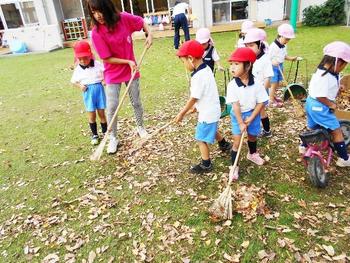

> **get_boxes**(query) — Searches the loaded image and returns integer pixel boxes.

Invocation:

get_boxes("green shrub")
[302,0,345,26]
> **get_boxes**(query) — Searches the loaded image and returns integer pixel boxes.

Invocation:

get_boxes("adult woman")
[87,0,152,154]
[173,0,191,49]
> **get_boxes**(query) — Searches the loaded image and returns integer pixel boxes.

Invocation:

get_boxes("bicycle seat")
[299,129,331,145]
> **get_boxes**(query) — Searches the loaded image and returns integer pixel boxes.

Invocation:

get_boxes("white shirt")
[226,76,269,113]
[71,60,104,85]
[203,46,220,61]
[191,64,221,123]
[253,52,273,88]
[309,68,339,101]
[172,3,189,17]
[269,40,287,64]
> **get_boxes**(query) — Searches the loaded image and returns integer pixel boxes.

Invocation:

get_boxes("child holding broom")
[226,47,269,179]
[175,40,229,174]
[301,41,350,167]
[269,23,301,107]
[71,40,107,145]
[244,28,274,138]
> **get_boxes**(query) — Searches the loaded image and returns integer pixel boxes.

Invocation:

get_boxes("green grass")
[0,25,349,262]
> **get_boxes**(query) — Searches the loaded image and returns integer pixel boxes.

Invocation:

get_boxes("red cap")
[74,40,93,58]
[176,40,204,58]
[228,47,256,63]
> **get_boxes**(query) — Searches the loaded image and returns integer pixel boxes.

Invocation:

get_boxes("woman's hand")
[128,60,138,72]
[145,34,153,49]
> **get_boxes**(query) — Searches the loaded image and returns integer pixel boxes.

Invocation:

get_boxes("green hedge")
[302,0,345,26]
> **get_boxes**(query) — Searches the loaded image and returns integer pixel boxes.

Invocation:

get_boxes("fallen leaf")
[241,240,250,249]
[322,244,335,256]
[258,250,268,259]
[88,250,96,263]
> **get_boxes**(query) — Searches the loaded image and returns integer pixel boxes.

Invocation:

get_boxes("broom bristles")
[90,136,108,161]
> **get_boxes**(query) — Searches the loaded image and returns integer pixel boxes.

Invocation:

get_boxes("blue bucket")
[9,40,28,54]
[264,18,272,26]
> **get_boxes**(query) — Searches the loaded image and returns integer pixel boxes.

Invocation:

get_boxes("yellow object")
[189,14,197,21]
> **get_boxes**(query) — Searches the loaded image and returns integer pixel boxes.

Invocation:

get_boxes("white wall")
[257,0,284,22]
[190,0,212,28]
[299,0,327,21]
[3,24,63,51]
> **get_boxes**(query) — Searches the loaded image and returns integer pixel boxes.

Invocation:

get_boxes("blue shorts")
[83,83,106,112]
[230,110,261,136]
[305,97,340,130]
[270,64,283,83]
[195,121,218,144]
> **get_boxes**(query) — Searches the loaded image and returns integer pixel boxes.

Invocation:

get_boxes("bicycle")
[299,120,350,188]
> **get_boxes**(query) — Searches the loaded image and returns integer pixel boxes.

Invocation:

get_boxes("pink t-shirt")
[91,12,144,84]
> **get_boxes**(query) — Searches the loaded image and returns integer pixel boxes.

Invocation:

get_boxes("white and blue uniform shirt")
[71,60,104,85]
[308,67,339,101]
[253,52,274,88]
[269,39,287,64]
[226,75,269,113]
[191,63,221,123]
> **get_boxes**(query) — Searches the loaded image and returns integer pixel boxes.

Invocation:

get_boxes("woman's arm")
[143,21,153,48]
[103,57,137,71]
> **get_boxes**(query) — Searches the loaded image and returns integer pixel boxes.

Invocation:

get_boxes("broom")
[90,46,148,161]
[278,66,305,118]
[209,131,246,221]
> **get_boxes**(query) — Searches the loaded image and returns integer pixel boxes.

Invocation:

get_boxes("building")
[0,0,341,53]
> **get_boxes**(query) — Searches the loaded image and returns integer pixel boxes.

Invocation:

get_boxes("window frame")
[0,0,39,30]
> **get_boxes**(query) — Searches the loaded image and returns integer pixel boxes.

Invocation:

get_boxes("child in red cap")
[71,40,107,145]
[175,40,229,174]
[226,47,269,179]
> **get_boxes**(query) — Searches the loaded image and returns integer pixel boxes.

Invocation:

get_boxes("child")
[244,28,274,137]
[236,20,255,48]
[175,40,224,174]
[88,0,152,154]
[302,41,350,167]
[226,48,269,178]
[71,40,107,145]
[268,23,300,107]
[195,28,224,72]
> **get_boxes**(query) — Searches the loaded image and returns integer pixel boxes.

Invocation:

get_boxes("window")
[0,1,39,29]
[1,3,23,29]
[20,1,38,24]
[212,0,248,23]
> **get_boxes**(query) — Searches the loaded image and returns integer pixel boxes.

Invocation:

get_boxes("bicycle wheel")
[307,156,329,188]
[340,120,350,147]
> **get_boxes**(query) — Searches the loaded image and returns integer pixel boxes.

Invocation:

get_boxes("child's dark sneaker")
[189,162,213,174]
[219,140,232,153]
[258,129,272,138]
[91,135,99,145]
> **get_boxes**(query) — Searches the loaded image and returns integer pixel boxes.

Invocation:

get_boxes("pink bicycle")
[299,120,350,188]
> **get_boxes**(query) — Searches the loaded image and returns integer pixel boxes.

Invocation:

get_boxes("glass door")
[212,0,230,24]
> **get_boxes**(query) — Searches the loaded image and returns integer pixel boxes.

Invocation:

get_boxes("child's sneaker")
[107,136,118,154]
[218,140,232,153]
[259,129,272,138]
[336,155,350,167]
[91,135,99,145]
[271,101,283,108]
[229,166,239,181]
[247,152,265,165]
[136,126,149,139]
[189,162,213,174]
[298,145,306,154]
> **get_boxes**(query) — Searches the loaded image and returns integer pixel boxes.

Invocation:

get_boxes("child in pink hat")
[236,20,255,48]
[302,41,350,167]
[195,28,224,72]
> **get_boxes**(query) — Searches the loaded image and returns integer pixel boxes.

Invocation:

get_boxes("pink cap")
[277,23,295,39]
[323,41,350,63]
[195,28,213,44]
[243,28,267,44]
[241,20,255,33]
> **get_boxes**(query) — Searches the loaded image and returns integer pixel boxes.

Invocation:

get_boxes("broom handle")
[105,47,148,135]
[228,131,246,185]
